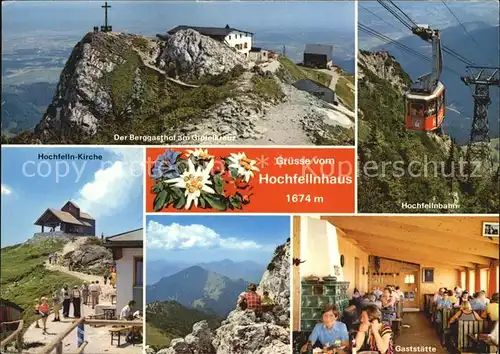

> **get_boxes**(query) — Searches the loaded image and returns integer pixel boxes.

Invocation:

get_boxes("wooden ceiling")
[321,216,499,271]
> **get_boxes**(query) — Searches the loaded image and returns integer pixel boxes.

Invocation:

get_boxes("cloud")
[1,184,13,196]
[73,148,143,218]
[147,221,266,250]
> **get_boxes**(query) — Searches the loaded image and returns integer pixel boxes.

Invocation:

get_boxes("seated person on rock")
[237,283,262,314]
[261,291,275,312]
[301,304,349,352]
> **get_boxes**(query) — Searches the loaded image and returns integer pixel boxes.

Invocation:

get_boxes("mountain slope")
[197,259,265,283]
[0,238,81,326]
[146,300,222,351]
[3,29,354,145]
[357,50,498,213]
[146,266,247,316]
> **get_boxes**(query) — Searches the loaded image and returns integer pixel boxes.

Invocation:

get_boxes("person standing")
[95,281,102,305]
[89,281,99,309]
[104,268,110,286]
[61,284,71,318]
[34,299,41,328]
[72,286,82,318]
[39,297,51,334]
[52,292,61,322]
[110,270,117,288]
[81,281,89,306]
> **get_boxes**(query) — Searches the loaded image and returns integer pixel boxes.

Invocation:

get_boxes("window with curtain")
[134,257,143,287]
[404,275,415,284]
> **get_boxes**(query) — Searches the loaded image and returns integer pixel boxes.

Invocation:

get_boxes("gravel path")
[20,259,138,353]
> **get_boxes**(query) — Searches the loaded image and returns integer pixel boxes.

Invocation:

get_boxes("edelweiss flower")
[166,159,215,209]
[185,148,214,161]
[228,153,260,182]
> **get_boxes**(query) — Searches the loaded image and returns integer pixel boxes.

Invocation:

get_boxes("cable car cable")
[358,23,464,78]
[440,0,495,66]
[377,0,477,67]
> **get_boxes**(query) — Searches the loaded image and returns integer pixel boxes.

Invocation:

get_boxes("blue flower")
[151,150,181,180]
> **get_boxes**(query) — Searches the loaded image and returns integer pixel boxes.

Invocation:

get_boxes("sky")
[146,215,290,264]
[2,1,355,40]
[1,147,144,246]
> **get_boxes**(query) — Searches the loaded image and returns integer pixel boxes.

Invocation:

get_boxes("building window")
[228,35,231,40]
[460,271,466,289]
[134,257,143,287]
[404,275,415,284]
[244,43,248,49]
[480,268,488,292]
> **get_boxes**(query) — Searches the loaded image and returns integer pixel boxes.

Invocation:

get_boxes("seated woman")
[456,291,470,307]
[446,300,482,346]
[301,304,349,352]
[381,287,396,325]
[355,305,394,354]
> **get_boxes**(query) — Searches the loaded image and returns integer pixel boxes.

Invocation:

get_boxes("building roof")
[34,208,83,226]
[250,47,267,52]
[0,298,23,312]
[293,79,332,92]
[304,44,333,60]
[167,25,253,37]
[64,201,94,220]
[34,209,93,227]
[105,228,143,242]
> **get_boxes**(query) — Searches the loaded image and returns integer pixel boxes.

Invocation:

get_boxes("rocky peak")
[158,29,248,81]
[358,50,412,94]
[258,239,290,314]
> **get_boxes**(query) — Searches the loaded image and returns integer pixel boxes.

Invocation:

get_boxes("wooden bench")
[456,320,486,352]
[109,326,133,346]
[436,307,459,343]
[424,294,434,319]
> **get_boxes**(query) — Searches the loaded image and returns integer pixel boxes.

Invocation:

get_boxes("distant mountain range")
[146,266,248,317]
[146,258,265,285]
[371,21,499,144]
[146,300,222,350]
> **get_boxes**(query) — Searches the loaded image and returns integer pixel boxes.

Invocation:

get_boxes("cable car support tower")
[461,67,499,177]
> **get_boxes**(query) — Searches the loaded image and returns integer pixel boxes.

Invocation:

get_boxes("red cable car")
[404,25,446,132]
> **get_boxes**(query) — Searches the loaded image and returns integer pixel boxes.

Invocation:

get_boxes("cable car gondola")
[404,25,446,132]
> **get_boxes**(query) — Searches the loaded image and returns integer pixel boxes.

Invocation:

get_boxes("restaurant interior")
[292,216,499,354]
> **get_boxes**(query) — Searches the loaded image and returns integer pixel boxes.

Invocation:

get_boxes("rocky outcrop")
[158,29,247,81]
[258,240,290,321]
[358,50,411,94]
[34,31,158,141]
[154,240,291,354]
[63,239,113,275]
[33,29,353,145]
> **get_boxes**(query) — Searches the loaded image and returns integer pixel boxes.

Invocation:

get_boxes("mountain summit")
[19,29,355,145]
[146,265,248,317]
